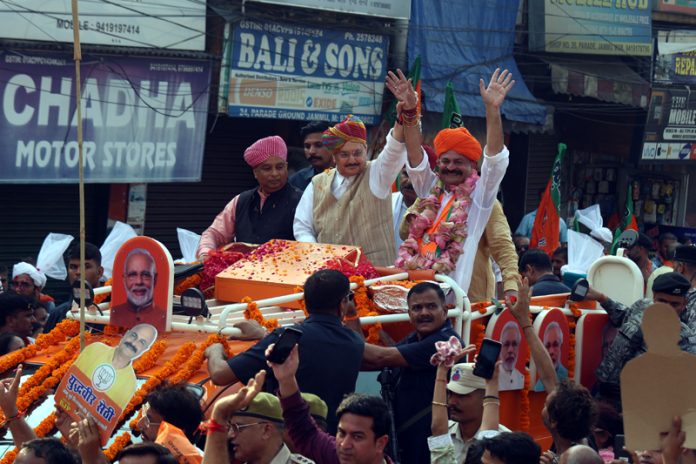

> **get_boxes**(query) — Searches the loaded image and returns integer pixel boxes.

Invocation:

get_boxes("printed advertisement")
[0,0,205,50]
[248,0,411,19]
[642,88,696,161]
[224,19,389,124]
[528,0,652,56]
[0,51,211,183]
[655,31,696,85]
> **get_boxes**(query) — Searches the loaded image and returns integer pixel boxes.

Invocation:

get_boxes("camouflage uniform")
[596,297,696,389]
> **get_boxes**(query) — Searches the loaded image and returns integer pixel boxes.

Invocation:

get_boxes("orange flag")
[530,144,566,255]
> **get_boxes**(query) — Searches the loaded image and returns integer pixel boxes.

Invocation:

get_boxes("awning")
[407,0,547,126]
[547,59,650,109]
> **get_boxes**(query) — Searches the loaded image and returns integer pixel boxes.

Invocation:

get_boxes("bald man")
[559,445,603,464]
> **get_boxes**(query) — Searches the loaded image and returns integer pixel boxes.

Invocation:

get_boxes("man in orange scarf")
[397,68,514,294]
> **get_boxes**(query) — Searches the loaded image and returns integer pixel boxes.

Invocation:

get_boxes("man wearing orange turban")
[396,68,515,294]
[293,70,423,267]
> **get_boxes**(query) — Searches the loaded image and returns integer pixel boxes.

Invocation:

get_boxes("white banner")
[249,0,410,19]
[0,0,205,51]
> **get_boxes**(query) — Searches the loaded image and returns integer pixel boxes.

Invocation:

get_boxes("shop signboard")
[528,0,652,56]
[0,51,212,183]
[655,0,696,15]
[223,19,389,124]
[641,87,696,161]
[655,31,696,85]
[247,0,411,19]
[0,0,205,50]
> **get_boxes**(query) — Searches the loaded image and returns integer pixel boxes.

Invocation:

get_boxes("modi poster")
[530,308,570,392]
[110,236,174,332]
[55,324,158,445]
[486,309,529,391]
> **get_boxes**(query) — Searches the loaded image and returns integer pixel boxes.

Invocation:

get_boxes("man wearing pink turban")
[197,136,301,259]
[397,68,516,295]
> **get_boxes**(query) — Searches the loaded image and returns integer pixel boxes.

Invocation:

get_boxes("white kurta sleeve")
[452,146,510,293]
[404,148,437,197]
[292,183,318,242]
[368,129,408,199]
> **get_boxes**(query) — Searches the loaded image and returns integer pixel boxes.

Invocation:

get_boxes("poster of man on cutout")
[54,323,158,445]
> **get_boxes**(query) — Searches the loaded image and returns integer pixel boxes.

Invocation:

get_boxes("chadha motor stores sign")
[0,52,211,183]
[224,19,389,124]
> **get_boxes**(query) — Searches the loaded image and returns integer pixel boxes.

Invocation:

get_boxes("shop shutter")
[525,133,560,212]
[0,184,109,300]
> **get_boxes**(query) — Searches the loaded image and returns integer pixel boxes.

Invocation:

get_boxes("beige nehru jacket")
[312,162,396,266]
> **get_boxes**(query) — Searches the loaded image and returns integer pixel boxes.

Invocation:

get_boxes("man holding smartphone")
[350,281,460,464]
[205,270,363,433]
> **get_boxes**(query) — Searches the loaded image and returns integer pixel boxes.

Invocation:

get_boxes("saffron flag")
[531,143,566,255]
[441,80,461,129]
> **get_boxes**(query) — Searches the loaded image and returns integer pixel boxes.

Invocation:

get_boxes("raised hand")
[0,365,21,417]
[509,276,532,325]
[386,69,418,110]
[211,370,266,423]
[479,68,515,109]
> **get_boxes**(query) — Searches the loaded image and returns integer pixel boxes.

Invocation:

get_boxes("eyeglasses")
[11,281,34,290]
[345,291,354,302]
[125,271,153,281]
[336,149,365,160]
[227,421,267,435]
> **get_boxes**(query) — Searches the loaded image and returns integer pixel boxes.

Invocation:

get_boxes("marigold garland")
[129,409,143,432]
[18,336,82,398]
[174,274,201,296]
[93,278,113,305]
[0,413,57,464]
[520,353,531,432]
[104,432,132,461]
[567,318,577,381]
[133,340,167,374]
[0,320,80,375]
[242,297,280,331]
[17,351,79,413]
[349,276,382,344]
[471,320,487,354]
[294,286,308,317]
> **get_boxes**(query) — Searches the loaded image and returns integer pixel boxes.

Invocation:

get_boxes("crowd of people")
[0,64,695,464]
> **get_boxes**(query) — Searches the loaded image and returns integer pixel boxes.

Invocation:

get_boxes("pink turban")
[322,115,367,152]
[243,136,288,168]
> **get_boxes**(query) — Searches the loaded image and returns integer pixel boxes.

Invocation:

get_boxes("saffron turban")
[322,115,367,152]
[243,136,288,168]
[433,127,482,162]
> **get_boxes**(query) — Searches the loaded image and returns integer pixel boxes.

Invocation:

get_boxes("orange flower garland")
[567,317,577,381]
[242,297,280,331]
[119,342,197,423]
[471,320,487,354]
[93,278,113,305]
[129,409,143,432]
[0,320,80,374]
[104,432,132,461]
[349,276,382,344]
[520,353,531,432]
[18,336,82,397]
[133,340,167,374]
[294,286,308,317]
[174,274,201,296]
[169,335,230,384]
[17,351,79,413]
[0,413,57,464]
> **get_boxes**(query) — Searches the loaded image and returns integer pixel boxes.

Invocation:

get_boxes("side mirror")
[72,280,94,307]
[569,278,589,302]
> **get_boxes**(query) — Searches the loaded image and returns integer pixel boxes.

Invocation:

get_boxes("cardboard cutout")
[110,236,173,332]
[55,324,158,445]
[574,312,612,388]
[621,303,696,451]
[486,308,529,391]
[530,308,570,392]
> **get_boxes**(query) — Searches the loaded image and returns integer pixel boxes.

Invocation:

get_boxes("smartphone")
[473,338,502,380]
[614,434,631,462]
[266,327,303,364]
[569,278,589,302]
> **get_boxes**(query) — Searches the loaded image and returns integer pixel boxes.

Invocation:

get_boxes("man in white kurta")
[399,68,515,293]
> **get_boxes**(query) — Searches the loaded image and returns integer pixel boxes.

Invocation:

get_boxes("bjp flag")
[531,143,566,255]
